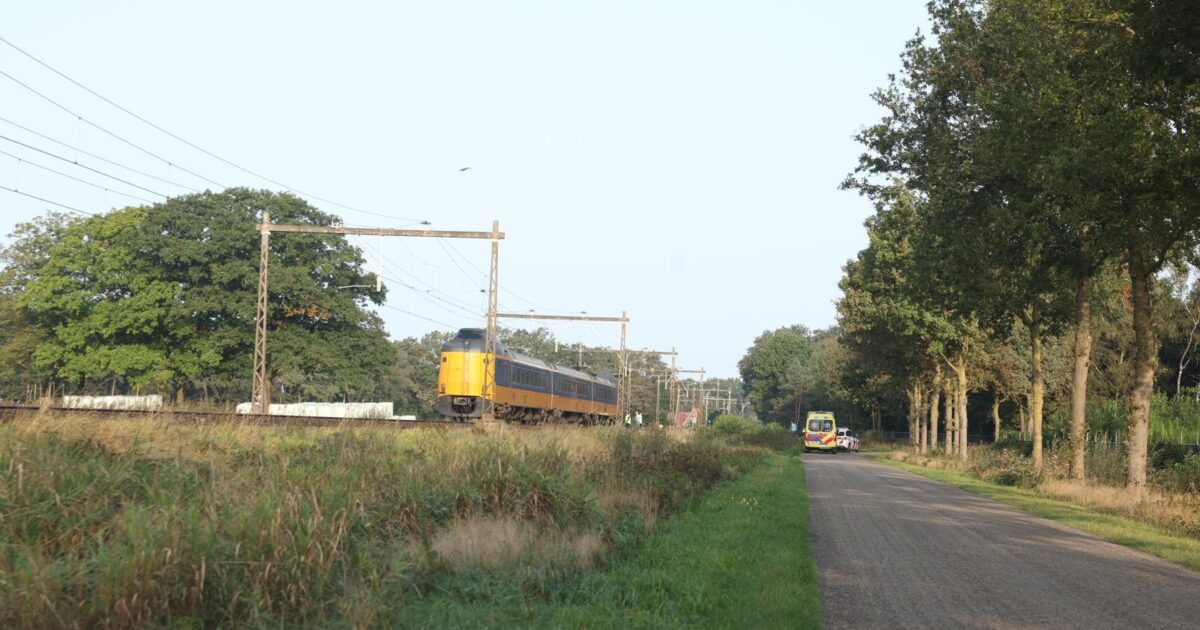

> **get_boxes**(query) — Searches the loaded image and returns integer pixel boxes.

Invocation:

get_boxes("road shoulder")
[877,455,1200,572]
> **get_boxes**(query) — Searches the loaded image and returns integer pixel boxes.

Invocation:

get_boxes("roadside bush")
[970,448,1037,487]
[1150,440,1191,470]
[1086,443,1127,486]
[1152,453,1200,494]
[992,431,1033,456]
[709,414,759,436]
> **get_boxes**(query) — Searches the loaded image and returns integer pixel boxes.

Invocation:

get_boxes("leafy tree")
[738,326,813,425]
[0,212,81,399]
[385,331,453,416]
[15,188,392,402]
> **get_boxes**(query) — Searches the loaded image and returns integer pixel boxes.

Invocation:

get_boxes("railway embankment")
[0,412,806,627]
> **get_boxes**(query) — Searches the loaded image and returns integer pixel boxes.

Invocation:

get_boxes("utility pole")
[619,311,627,417]
[482,220,501,421]
[495,311,630,416]
[655,374,662,426]
[252,212,272,413]
[674,368,705,427]
[251,217,504,414]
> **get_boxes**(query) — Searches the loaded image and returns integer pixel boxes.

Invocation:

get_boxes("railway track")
[0,404,465,430]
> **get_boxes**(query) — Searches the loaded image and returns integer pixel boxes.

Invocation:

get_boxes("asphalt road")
[805,452,1200,629]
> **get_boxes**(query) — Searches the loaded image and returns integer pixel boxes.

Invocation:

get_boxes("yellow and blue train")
[436,328,619,423]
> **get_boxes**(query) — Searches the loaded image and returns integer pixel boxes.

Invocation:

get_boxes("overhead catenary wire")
[0,67,224,189]
[436,239,486,291]
[352,235,484,314]
[379,303,457,330]
[0,35,421,224]
[440,238,573,314]
[0,147,156,204]
[337,236,482,323]
[0,115,201,193]
[0,133,167,198]
[0,183,93,215]
[377,271,480,320]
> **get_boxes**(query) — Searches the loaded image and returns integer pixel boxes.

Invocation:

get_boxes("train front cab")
[436,329,490,418]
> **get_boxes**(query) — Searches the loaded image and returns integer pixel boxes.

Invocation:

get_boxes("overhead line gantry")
[252,214,503,414]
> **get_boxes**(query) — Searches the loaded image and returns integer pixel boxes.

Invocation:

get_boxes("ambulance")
[803,411,838,453]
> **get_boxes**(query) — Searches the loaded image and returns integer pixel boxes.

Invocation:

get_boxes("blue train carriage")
[436,328,619,423]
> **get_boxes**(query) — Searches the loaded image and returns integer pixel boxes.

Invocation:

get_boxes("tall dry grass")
[0,413,768,627]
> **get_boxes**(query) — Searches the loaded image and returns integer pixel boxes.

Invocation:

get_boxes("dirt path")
[806,452,1200,629]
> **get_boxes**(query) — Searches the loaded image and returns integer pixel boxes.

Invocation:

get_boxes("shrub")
[1150,440,1191,469]
[970,448,1038,487]
[709,415,759,436]
[1152,453,1200,494]
[992,431,1032,456]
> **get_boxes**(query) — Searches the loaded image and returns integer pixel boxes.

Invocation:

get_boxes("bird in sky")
[458,166,471,172]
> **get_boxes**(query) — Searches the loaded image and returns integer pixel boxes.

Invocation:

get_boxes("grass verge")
[878,457,1200,572]
[0,414,805,627]
[391,454,820,628]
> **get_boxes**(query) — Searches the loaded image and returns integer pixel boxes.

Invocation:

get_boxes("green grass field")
[391,453,821,628]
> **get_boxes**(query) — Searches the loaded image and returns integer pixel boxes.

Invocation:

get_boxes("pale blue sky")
[0,1,931,378]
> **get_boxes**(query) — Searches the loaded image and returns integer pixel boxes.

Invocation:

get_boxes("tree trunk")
[1126,242,1157,497]
[1176,309,1199,395]
[1030,321,1045,471]
[917,405,926,452]
[908,384,922,451]
[992,396,1001,443]
[917,382,927,453]
[1070,272,1094,480]
[944,382,954,453]
[1019,403,1027,437]
[955,352,968,459]
[928,366,942,454]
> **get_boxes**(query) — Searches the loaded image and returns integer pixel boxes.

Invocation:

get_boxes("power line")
[378,270,480,319]
[379,302,457,329]
[0,67,224,189]
[436,239,486,291]
[0,35,421,223]
[335,236,481,325]
[441,238,572,314]
[0,183,93,215]
[0,115,200,193]
[355,236,484,313]
[0,133,167,197]
[0,147,156,204]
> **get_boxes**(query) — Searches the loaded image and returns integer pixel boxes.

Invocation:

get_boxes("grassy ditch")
[880,455,1200,572]
[391,453,820,628]
[0,414,801,627]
